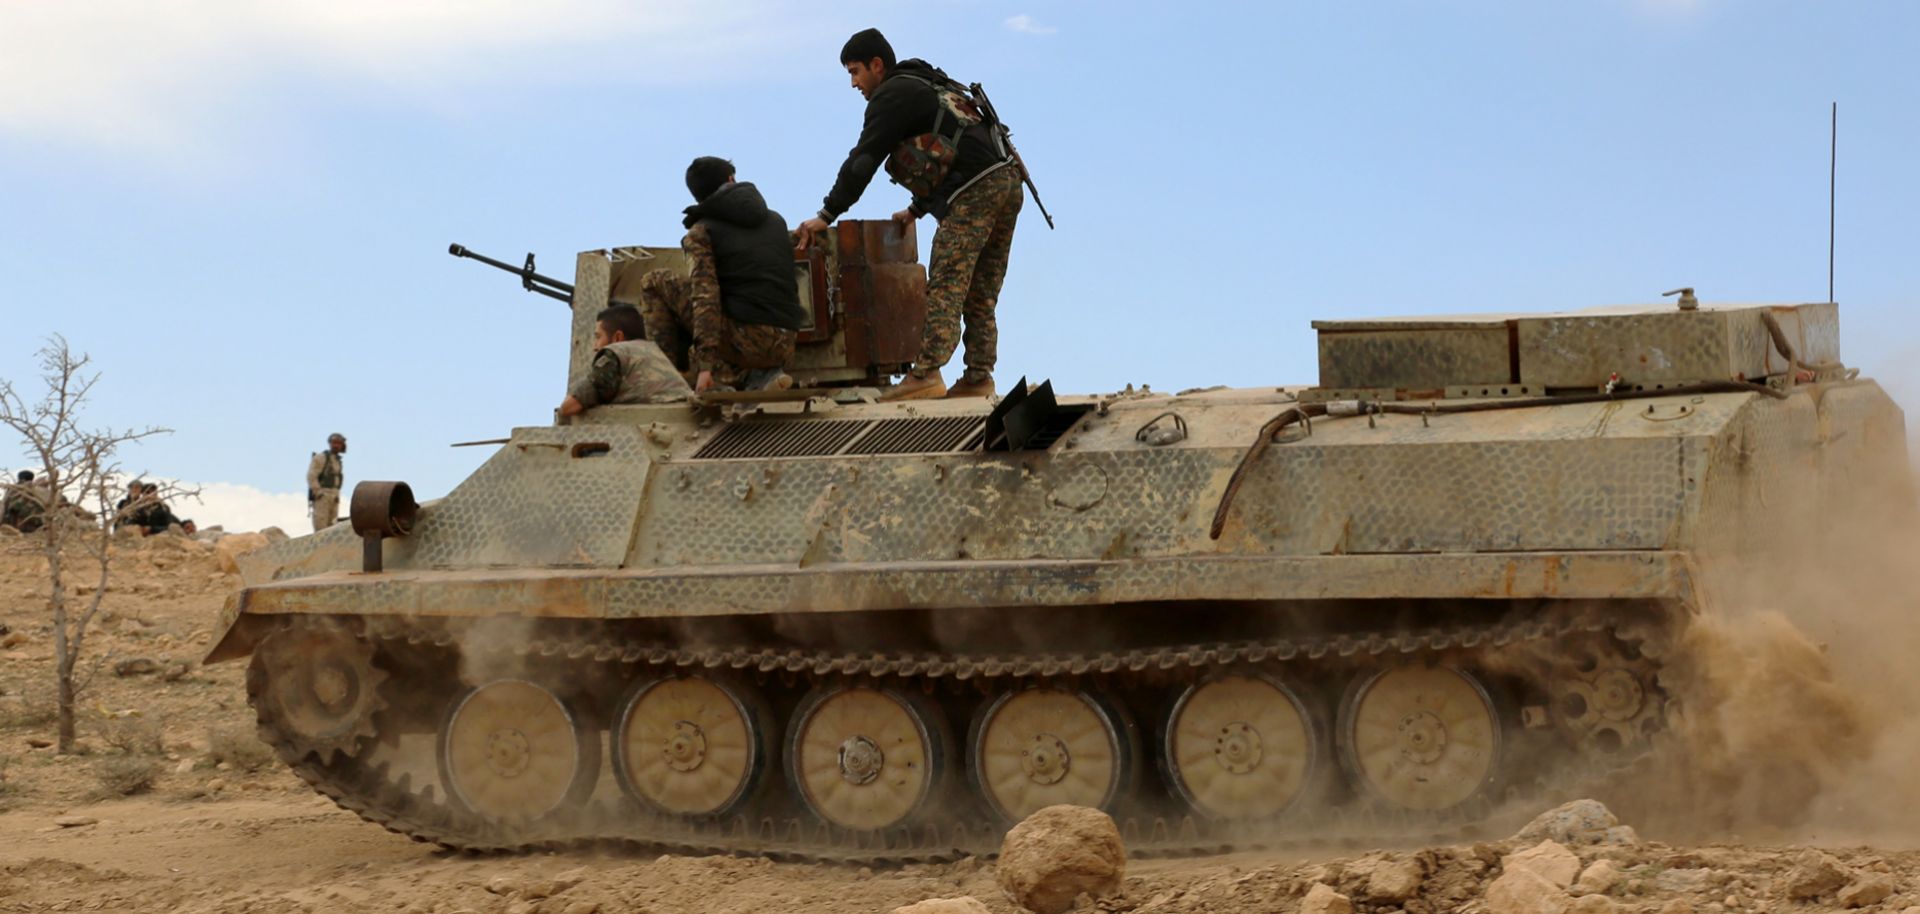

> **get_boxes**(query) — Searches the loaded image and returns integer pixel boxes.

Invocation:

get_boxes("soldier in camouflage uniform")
[307,433,346,533]
[640,158,807,394]
[796,28,1022,401]
[1,470,47,533]
[559,304,692,416]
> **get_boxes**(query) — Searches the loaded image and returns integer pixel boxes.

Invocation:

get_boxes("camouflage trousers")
[918,164,1023,382]
[638,270,795,387]
[312,490,340,533]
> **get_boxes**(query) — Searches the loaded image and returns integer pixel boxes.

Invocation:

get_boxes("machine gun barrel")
[448,243,575,304]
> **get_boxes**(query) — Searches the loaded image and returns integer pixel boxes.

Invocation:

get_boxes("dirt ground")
[4,531,1920,914]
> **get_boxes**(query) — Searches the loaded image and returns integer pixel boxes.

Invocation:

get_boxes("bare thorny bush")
[0,336,196,753]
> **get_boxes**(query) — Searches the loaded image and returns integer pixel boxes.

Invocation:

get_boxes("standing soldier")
[307,433,346,532]
[795,28,1023,401]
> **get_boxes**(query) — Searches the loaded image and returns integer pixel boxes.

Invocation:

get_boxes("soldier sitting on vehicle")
[638,157,808,394]
[558,304,693,416]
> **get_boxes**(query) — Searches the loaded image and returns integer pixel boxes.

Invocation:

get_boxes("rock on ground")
[1569,895,1616,914]
[1485,868,1572,914]
[1573,859,1621,896]
[1504,840,1581,888]
[1299,883,1354,914]
[1838,874,1893,908]
[1352,855,1424,903]
[996,805,1126,914]
[1516,799,1641,846]
[889,898,992,914]
[1779,849,1851,900]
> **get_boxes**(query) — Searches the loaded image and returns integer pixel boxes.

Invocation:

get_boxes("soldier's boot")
[742,368,794,391]
[880,370,947,401]
[945,373,994,399]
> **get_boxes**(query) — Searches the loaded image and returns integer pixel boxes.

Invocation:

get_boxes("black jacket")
[682,182,805,330]
[819,60,1008,221]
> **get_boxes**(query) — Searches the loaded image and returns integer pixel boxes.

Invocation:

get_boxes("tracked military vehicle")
[208,234,1910,858]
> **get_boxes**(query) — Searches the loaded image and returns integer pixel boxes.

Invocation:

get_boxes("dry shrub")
[0,688,57,730]
[206,723,273,773]
[94,714,164,756]
[91,755,158,797]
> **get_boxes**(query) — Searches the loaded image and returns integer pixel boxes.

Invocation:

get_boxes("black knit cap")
[685,156,735,202]
[840,28,895,68]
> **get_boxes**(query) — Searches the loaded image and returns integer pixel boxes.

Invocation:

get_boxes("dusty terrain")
[3,530,1920,914]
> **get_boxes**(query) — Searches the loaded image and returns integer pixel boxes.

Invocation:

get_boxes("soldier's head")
[328,432,347,454]
[127,480,145,498]
[14,470,30,483]
[685,157,735,203]
[594,305,647,350]
[840,28,895,99]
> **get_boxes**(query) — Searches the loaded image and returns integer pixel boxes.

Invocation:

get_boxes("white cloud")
[1003,14,1058,36]
[0,0,796,158]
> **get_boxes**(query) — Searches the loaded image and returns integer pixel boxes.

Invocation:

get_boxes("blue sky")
[1,0,1915,531]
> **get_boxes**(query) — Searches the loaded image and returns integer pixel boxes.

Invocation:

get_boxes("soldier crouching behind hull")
[560,305,694,416]
[640,157,807,394]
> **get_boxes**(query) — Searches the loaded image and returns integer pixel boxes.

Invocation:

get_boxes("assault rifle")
[970,83,1055,230]
[448,243,575,304]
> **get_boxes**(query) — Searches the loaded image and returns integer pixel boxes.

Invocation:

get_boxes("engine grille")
[693,415,987,460]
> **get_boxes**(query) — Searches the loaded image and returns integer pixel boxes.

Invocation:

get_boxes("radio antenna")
[1828,101,1837,304]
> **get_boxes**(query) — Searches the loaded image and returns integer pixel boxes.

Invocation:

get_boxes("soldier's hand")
[794,218,829,251]
[694,370,715,393]
[891,208,918,226]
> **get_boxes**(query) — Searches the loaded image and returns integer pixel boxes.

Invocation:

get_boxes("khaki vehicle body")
[208,238,1909,856]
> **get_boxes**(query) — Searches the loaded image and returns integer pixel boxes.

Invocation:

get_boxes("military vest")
[606,340,692,404]
[884,70,1008,201]
[704,216,804,330]
[315,452,343,490]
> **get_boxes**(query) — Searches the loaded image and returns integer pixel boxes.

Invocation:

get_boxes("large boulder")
[1515,799,1640,846]
[1778,849,1850,900]
[889,899,991,914]
[996,805,1126,914]
[213,532,269,574]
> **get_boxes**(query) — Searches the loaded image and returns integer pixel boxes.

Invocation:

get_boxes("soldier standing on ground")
[307,433,346,532]
[639,157,807,394]
[795,28,1023,401]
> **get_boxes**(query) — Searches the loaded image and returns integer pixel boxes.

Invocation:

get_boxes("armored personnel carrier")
[208,235,1909,858]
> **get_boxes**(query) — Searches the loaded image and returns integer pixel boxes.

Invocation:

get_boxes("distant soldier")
[307,433,346,533]
[114,480,146,533]
[1,469,47,532]
[121,482,192,536]
[559,305,693,416]
[795,28,1022,401]
[639,157,807,394]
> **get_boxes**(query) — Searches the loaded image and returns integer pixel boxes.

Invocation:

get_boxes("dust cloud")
[1604,390,1920,846]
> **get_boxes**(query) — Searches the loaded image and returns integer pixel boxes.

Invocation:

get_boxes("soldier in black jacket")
[640,157,808,393]
[796,28,1022,401]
